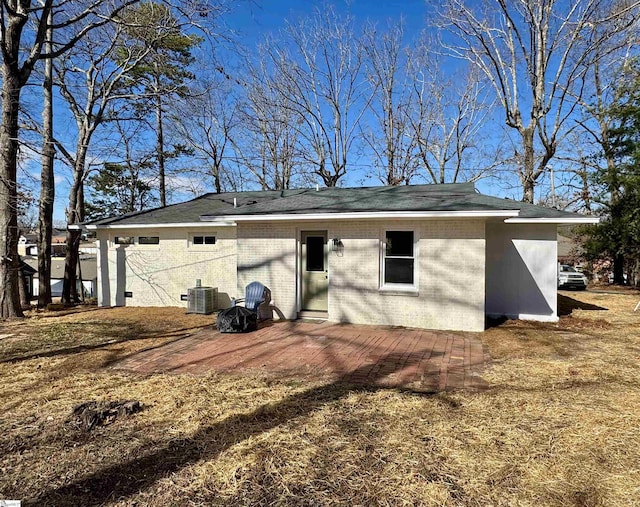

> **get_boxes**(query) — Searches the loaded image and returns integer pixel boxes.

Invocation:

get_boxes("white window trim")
[380,228,419,292]
[188,232,217,250]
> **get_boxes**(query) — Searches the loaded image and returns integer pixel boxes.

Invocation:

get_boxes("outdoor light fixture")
[331,238,344,255]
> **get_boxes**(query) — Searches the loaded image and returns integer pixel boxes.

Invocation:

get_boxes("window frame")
[113,236,134,245]
[138,236,160,245]
[188,233,217,249]
[380,228,419,292]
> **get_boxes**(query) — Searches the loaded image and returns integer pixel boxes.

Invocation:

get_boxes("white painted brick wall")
[236,223,298,319]
[97,219,486,331]
[486,222,558,321]
[96,227,237,308]
[236,219,485,331]
[327,220,486,332]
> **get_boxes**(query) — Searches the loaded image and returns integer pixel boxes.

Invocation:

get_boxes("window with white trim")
[381,230,417,289]
[189,233,216,248]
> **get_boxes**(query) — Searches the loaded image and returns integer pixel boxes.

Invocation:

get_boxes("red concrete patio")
[113,320,490,391]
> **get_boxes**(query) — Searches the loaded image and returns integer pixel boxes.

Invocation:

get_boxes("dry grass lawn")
[1,290,639,506]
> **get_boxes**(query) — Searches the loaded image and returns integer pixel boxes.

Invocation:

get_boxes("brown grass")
[1,292,640,506]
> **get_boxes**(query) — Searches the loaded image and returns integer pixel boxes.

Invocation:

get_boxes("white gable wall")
[485,222,557,321]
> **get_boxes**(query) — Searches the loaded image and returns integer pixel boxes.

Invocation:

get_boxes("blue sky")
[219,0,516,191]
[35,0,531,224]
[228,0,430,40]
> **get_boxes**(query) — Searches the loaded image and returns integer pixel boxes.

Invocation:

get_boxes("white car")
[608,272,628,284]
[558,265,587,290]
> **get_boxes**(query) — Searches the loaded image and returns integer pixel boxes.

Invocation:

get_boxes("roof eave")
[503,217,599,224]
[200,210,520,222]
[85,221,237,230]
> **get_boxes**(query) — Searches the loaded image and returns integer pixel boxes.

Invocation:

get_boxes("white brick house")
[80,183,597,332]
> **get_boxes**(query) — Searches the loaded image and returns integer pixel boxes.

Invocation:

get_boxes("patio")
[113,320,490,391]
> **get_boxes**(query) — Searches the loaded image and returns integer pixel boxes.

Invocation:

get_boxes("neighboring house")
[79,240,98,256]
[79,183,597,332]
[23,255,98,299]
[557,233,586,265]
[18,233,37,256]
[18,230,67,257]
[20,258,37,298]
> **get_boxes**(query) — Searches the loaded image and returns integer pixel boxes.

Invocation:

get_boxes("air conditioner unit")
[187,286,217,314]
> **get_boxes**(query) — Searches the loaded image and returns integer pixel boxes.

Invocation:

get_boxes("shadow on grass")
[30,352,445,506]
[0,324,212,365]
[557,294,607,317]
[486,295,607,329]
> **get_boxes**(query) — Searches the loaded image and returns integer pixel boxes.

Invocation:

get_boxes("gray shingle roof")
[85,183,590,226]
[22,255,97,280]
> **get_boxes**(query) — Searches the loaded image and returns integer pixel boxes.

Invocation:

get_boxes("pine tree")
[582,60,640,286]
[117,2,202,206]
[86,162,155,220]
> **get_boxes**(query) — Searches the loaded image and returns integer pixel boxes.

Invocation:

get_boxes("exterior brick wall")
[96,219,486,331]
[237,219,485,331]
[327,220,486,332]
[96,226,237,308]
[236,223,298,319]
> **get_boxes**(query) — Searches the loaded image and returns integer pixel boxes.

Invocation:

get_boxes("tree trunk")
[521,127,536,203]
[38,13,55,307]
[613,252,625,285]
[62,148,87,305]
[213,159,222,194]
[155,74,166,207]
[18,264,30,310]
[62,229,81,303]
[0,69,25,318]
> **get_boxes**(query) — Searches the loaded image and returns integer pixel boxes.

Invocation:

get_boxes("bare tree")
[0,0,138,318]
[259,6,372,187]
[573,39,637,197]
[408,37,496,184]
[53,20,159,304]
[85,119,157,219]
[172,74,238,193]
[231,57,305,190]
[438,0,639,202]
[362,21,419,186]
[37,8,55,307]
[550,28,639,213]
[55,1,233,303]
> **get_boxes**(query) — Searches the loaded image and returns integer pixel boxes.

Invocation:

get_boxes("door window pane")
[306,236,325,271]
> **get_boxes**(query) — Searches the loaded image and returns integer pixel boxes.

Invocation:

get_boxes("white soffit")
[84,221,237,230]
[199,210,520,222]
[504,217,599,224]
